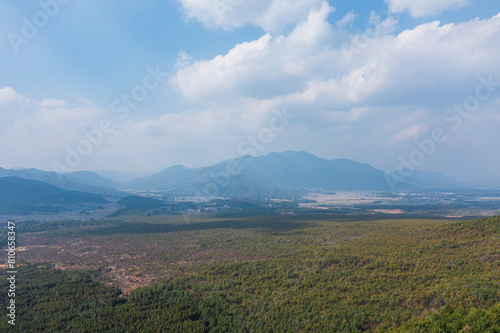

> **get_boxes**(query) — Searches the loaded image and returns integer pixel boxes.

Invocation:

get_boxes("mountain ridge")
[126,151,437,198]
[0,151,465,200]
[0,176,108,215]
[0,167,123,196]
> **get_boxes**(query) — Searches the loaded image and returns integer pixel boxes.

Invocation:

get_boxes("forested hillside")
[1,216,499,332]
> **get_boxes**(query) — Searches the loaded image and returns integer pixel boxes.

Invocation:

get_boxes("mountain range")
[127,151,458,198]
[0,151,463,214]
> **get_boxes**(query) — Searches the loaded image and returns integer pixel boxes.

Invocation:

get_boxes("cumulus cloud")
[175,2,338,103]
[385,0,471,17]
[175,9,500,110]
[389,124,429,143]
[176,0,326,33]
[0,87,29,105]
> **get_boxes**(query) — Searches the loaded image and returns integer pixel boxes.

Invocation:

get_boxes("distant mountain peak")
[128,151,397,198]
[264,150,319,158]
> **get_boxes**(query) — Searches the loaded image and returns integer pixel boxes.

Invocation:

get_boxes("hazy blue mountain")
[398,170,459,189]
[1,152,463,203]
[127,165,200,190]
[128,151,402,198]
[0,167,122,196]
[65,171,122,189]
[0,177,108,215]
[93,170,155,183]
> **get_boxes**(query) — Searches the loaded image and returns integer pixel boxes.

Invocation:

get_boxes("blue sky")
[1,0,500,182]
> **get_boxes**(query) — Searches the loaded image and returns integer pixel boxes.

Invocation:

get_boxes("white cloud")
[175,2,337,103]
[0,87,251,171]
[37,99,68,109]
[0,88,106,169]
[336,10,356,28]
[389,124,429,143]
[0,87,29,105]
[386,0,471,17]
[175,10,500,110]
[177,0,326,33]
[174,51,195,70]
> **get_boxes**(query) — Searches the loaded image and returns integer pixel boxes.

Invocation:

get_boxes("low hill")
[0,177,108,215]
[0,167,123,196]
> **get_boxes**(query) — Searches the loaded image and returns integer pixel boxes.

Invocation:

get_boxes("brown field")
[15,217,280,292]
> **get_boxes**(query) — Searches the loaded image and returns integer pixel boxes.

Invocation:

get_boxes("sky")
[0,0,500,182]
